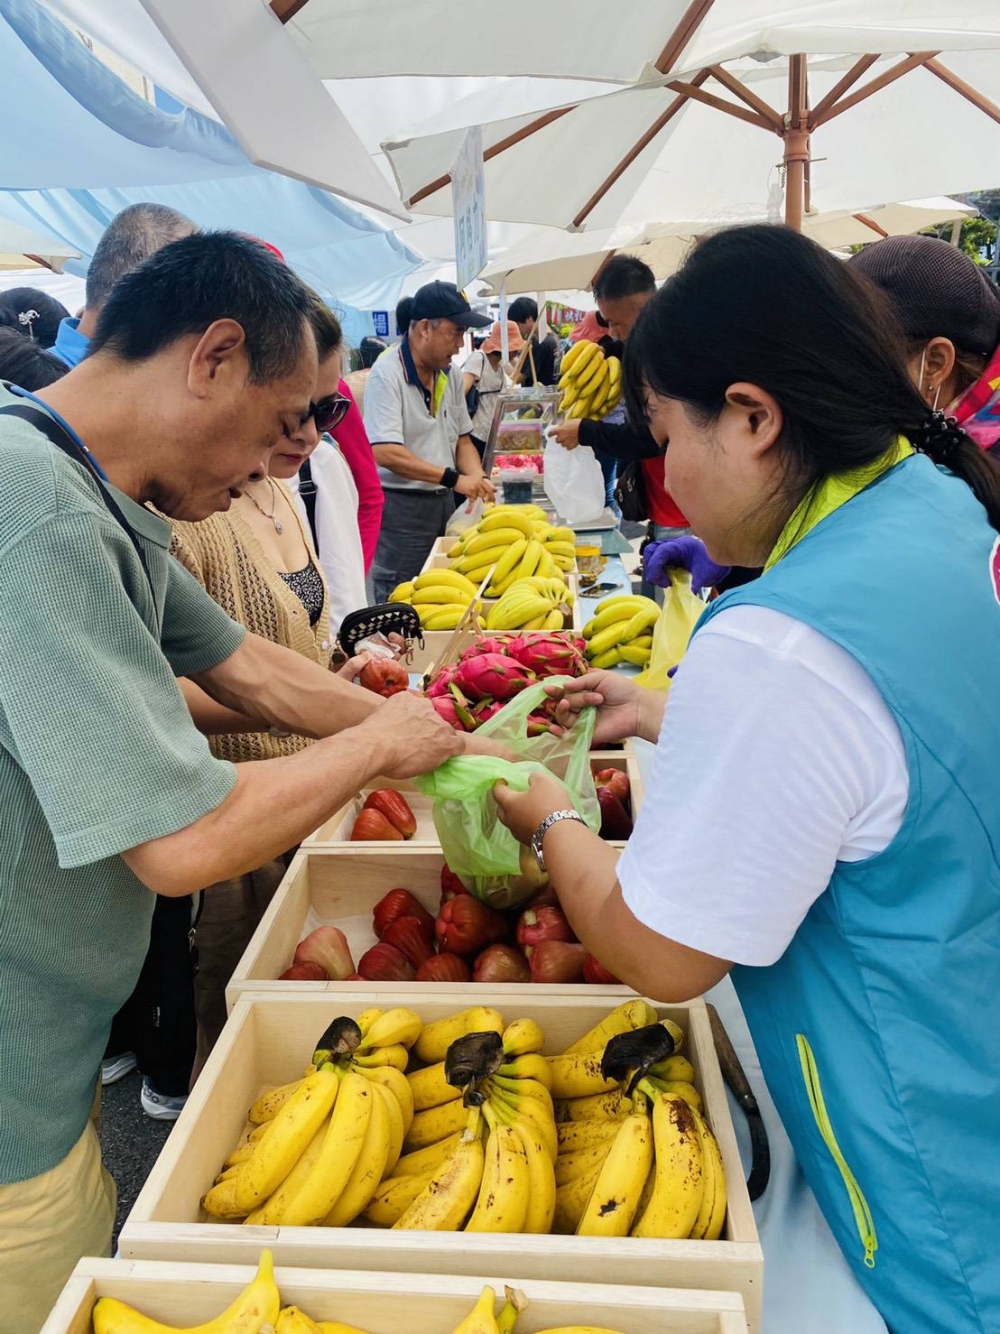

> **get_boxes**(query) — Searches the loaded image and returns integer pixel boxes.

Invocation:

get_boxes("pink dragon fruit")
[472,698,504,726]
[506,633,587,679]
[431,694,467,730]
[426,662,459,699]
[453,652,536,702]
[459,636,510,661]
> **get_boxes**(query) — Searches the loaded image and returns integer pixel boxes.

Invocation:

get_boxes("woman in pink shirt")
[332,379,384,571]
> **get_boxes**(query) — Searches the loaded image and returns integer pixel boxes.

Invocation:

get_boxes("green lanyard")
[764,436,914,573]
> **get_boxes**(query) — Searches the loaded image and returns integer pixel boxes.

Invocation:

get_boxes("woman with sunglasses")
[169,294,367,1069]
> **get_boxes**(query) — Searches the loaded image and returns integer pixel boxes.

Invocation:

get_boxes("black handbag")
[338,602,423,657]
[614,458,648,522]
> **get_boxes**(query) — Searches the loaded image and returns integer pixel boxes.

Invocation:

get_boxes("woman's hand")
[333,651,371,681]
[546,671,642,745]
[493,771,573,844]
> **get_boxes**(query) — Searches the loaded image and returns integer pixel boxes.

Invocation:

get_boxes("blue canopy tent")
[0,0,421,344]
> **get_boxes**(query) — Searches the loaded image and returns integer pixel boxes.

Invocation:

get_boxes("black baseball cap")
[409,281,491,329]
[849,234,1000,356]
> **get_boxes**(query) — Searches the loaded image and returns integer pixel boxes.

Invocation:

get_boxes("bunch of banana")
[201,1009,420,1227]
[93,1251,280,1334]
[484,576,572,632]
[387,569,485,632]
[447,507,577,586]
[581,594,660,669]
[558,341,621,421]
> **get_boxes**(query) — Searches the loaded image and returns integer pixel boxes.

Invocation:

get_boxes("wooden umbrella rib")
[572,70,711,230]
[853,213,889,237]
[655,0,718,74]
[807,54,879,126]
[923,57,1000,126]
[667,78,777,132]
[270,0,310,22]
[707,64,784,131]
[407,106,574,208]
[810,51,938,127]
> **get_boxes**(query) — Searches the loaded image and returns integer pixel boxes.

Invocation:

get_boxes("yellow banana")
[542,609,564,630]
[358,1064,414,1136]
[373,1080,405,1174]
[582,597,657,638]
[536,547,558,580]
[360,1007,423,1051]
[363,1167,432,1227]
[423,606,471,630]
[544,542,577,558]
[414,569,477,595]
[414,1006,504,1064]
[248,1077,304,1125]
[586,620,634,658]
[455,551,500,576]
[407,1061,460,1112]
[651,1054,696,1084]
[631,1092,704,1239]
[577,1111,654,1237]
[387,581,415,604]
[316,1324,374,1334]
[501,1017,545,1057]
[546,526,576,544]
[409,585,473,605]
[404,1094,470,1149]
[200,1176,246,1220]
[276,1307,322,1334]
[557,1119,622,1154]
[266,1070,372,1226]
[393,1130,462,1178]
[553,1162,602,1234]
[488,1086,558,1163]
[606,354,621,392]
[485,538,528,594]
[652,1080,703,1113]
[512,1116,556,1234]
[323,1072,393,1226]
[489,1074,554,1114]
[245,1111,331,1225]
[559,339,599,377]
[466,1118,530,1233]
[393,1109,486,1231]
[553,1088,629,1124]
[93,1251,281,1334]
[617,645,651,667]
[498,1052,552,1089]
[232,1067,340,1213]
[225,1121,270,1166]
[463,528,527,556]
[449,1286,501,1334]
[479,509,535,539]
[573,348,607,396]
[355,1008,383,1037]
[564,1000,660,1055]
[514,538,544,581]
[554,1142,614,1188]
[549,1051,619,1101]
[352,1043,409,1071]
[688,1106,727,1240]
[620,606,660,641]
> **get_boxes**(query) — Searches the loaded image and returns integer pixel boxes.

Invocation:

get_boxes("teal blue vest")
[698,454,1000,1333]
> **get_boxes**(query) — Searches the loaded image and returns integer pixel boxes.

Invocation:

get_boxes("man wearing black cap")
[363,281,495,602]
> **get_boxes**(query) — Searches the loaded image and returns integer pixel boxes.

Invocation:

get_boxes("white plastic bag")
[542,436,606,526]
[445,497,484,536]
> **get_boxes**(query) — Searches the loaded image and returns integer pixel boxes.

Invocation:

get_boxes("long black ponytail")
[624,224,1000,534]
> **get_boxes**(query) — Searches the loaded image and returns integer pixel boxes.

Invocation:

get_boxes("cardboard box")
[119,993,762,1331]
[45,1258,747,1334]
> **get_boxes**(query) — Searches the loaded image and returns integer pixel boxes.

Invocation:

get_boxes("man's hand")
[549,420,581,450]
[357,691,465,778]
[456,474,496,503]
[545,671,642,746]
[493,771,573,844]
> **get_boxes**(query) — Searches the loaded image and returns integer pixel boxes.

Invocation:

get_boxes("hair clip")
[17,309,39,338]
[916,410,966,463]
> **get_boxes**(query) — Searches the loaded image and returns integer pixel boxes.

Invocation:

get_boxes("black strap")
[0,403,157,604]
[297,457,319,550]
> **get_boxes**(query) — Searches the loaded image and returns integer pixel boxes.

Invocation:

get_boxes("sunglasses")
[303,392,350,434]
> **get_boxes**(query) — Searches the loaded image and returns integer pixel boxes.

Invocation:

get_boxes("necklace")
[243,478,283,534]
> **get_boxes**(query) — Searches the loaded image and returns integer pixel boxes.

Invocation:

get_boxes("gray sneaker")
[140,1076,188,1122]
[101,1052,137,1086]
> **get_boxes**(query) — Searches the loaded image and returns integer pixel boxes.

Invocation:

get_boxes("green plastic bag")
[414,677,599,909]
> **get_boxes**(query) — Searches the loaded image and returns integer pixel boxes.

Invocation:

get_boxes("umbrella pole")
[783,54,809,231]
[500,280,509,364]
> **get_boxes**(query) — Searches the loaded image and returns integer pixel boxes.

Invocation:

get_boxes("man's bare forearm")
[179,677,265,735]
[123,725,393,895]
[456,435,485,477]
[372,442,447,485]
[190,634,381,740]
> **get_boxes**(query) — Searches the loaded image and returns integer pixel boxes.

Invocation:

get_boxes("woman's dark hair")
[359,335,387,368]
[625,224,1000,534]
[0,328,68,389]
[305,291,343,360]
[0,287,70,349]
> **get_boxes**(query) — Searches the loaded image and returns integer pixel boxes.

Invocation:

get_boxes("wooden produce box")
[119,992,762,1332]
[302,747,642,848]
[227,841,634,1008]
[45,1258,747,1334]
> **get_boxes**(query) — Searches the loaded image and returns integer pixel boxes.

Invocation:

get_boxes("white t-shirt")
[618,605,908,967]
[289,439,365,636]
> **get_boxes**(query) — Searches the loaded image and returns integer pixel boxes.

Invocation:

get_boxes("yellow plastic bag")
[634,568,705,690]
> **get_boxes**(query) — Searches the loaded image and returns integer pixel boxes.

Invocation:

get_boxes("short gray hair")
[85,203,195,311]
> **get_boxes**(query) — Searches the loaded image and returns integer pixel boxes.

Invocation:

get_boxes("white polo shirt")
[363,338,473,493]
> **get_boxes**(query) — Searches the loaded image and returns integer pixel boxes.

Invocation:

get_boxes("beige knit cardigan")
[170,480,333,763]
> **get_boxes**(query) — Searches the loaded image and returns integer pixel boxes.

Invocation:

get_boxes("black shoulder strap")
[297,457,319,550]
[0,403,156,600]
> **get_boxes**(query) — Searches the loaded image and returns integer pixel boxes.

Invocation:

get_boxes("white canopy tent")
[478,198,977,294]
[0,214,81,271]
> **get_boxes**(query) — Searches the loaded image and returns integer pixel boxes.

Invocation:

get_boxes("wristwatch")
[530,809,587,873]
[441,466,460,490]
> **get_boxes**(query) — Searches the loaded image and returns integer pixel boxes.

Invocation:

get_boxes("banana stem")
[497,1286,528,1334]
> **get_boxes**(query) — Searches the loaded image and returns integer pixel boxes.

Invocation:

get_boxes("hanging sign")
[452,126,487,289]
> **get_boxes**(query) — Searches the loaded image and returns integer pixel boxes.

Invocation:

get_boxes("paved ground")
[99,1072,175,1246]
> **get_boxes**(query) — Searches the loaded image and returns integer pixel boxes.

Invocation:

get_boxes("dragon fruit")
[426,663,459,699]
[454,652,535,702]
[431,694,467,730]
[459,636,510,661]
[526,710,555,736]
[506,633,587,679]
[472,698,504,726]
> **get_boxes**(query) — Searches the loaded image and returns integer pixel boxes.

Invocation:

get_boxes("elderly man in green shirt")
[0,233,468,1332]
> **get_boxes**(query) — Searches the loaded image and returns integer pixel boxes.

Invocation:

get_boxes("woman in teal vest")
[493,225,1000,1334]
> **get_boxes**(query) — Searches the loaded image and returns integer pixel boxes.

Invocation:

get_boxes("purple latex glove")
[643,535,731,592]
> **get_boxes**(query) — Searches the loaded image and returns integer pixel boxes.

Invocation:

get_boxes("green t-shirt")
[0,386,246,1183]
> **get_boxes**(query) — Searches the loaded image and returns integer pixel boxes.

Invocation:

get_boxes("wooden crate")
[45,1258,747,1334]
[302,748,642,848]
[227,843,633,1008]
[119,992,762,1332]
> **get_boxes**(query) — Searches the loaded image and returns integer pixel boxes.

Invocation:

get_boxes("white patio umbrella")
[0,216,81,272]
[479,198,977,294]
